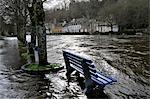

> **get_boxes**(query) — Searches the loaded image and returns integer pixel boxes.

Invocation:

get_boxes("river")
[0,35,149,99]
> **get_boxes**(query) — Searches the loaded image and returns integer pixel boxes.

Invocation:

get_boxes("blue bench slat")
[69,59,97,77]
[90,70,97,76]
[63,50,116,88]
[88,66,96,73]
[69,60,82,69]
[64,50,93,63]
[91,75,108,85]
[91,78,103,85]
[70,64,84,74]
[65,52,83,60]
[67,55,93,68]
[66,53,82,62]
[68,56,82,65]
[96,71,113,83]
[65,52,92,66]
[86,62,95,68]
[90,64,96,68]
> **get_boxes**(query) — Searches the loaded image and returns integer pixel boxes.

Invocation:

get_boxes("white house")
[50,18,119,34]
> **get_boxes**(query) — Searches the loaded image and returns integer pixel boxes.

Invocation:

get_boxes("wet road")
[0,35,150,99]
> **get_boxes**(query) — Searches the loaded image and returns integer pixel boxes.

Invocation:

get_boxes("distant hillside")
[45,0,149,32]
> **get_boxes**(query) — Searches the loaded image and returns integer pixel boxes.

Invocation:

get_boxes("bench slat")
[91,75,108,85]
[68,56,82,65]
[65,52,93,66]
[63,50,116,88]
[66,53,82,62]
[69,60,82,69]
[64,50,92,63]
[96,71,113,82]
[89,70,97,76]
[70,64,84,74]
[88,66,96,73]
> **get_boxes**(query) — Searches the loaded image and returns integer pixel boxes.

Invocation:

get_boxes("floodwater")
[0,35,150,99]
[46,35,150,99]
[0,37,48,98]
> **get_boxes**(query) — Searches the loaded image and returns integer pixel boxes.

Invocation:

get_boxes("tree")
[14,0,28,43]
[28,0,48,65]
[98,0,149,32]
[0,0,28,42]
[36,0,48,65]
[0,0,48,65]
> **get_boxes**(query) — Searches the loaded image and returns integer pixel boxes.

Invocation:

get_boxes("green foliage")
[18,42,28,61]
[26,63,61,71]
[21,53,29,60]
[26,64,48,71]
[46,63,61,69]
[18,42,27,54]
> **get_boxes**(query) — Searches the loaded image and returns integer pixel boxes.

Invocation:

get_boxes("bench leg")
[84,79,94,94]
[84,86,93,95]
[85,85,107,98]
[66,67,74,85]
[75,71,80,78]
[97,85,105,93]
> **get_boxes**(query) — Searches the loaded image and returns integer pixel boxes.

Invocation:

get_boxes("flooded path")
[0,37,48,98]
[0,35,149,99]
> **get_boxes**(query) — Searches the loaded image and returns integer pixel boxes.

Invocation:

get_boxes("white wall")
[62,24,81,32]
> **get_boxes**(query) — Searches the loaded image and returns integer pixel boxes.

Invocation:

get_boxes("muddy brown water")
[0,35,150,99]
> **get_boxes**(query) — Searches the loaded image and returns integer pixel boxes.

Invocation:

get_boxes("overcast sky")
[43,0,88,10]
[43,0,69,9]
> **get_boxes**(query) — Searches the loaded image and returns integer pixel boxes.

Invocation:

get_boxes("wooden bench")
[63,50,116,94]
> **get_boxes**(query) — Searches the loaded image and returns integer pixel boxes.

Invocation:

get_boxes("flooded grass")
[25,63,61,71]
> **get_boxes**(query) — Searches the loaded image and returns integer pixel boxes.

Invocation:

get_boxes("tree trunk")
[28,1,37,62]
[37,26,47,65]
[36,0,48,65]
[16,15,26,43]
[28,0,48,65]
[110,24,113,32]
[15,0,26,43]
[118,25,123,32]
